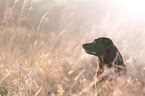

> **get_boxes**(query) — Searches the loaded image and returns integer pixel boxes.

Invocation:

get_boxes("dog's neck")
[99,45,117,64]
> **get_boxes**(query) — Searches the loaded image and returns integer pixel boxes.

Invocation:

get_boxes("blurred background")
[0,0,145,95]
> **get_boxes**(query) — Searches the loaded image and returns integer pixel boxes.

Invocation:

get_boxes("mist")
[0,0,145,95]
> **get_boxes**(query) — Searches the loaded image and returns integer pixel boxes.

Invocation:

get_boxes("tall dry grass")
[0,0,145,96]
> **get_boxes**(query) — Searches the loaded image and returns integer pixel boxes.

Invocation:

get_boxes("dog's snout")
[82,44,87,48]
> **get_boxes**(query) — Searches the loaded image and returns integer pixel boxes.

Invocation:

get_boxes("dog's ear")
[104,39,114,51]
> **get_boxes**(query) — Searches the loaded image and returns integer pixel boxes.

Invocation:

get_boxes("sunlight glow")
[113,0,145,16]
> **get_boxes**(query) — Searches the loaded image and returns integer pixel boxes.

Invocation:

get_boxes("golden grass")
[0,28,144,95]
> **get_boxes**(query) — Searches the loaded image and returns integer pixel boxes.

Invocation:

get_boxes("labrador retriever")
[82,37,126,75]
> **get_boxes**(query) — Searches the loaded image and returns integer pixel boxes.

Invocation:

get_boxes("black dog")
[82,37,126,75]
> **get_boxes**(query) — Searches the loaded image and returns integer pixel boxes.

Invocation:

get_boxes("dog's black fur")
[82,37,126,74]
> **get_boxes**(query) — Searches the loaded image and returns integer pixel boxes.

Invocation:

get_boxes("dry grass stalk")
[18,0,29,24]
[95,58,100,96]
[34,86,42,96]
[47,30,65,54]
[37,12,49,31]
[12,0,19,9]
[79,78,99,95]
[74,69,85,81]
[0,72,10,84]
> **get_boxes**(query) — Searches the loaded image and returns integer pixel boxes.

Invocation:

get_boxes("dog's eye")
[93,41,96,44]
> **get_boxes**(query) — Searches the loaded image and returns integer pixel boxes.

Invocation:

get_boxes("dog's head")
[82,37,114,56]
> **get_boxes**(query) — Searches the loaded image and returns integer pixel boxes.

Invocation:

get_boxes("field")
[0,0,145,96]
